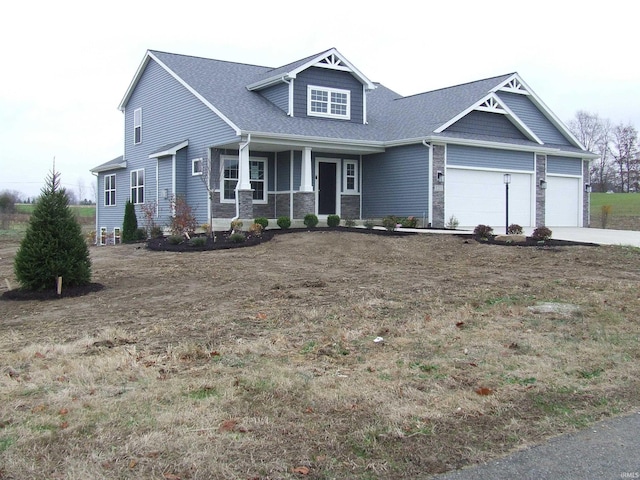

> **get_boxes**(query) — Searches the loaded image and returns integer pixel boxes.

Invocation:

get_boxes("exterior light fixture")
[503,174,511,234]
[162,188,169,199]
[539,179,547,189]
[585,184,592,193]
[437,171,444,183]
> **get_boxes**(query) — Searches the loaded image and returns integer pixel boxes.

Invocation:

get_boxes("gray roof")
[122,49,585,154]
[90,155,125,173]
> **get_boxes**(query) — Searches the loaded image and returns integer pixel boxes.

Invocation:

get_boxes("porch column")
[238,138,252,190]
[236,137,254,219]
[300,147,313,192]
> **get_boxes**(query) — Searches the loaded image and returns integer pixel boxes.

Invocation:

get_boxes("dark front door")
[318,162,337,215]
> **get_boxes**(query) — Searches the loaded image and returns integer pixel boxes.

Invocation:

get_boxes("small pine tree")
[122,200,138,242]
[14,169,92,291]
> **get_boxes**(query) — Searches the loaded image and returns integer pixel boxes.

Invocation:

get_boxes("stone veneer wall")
[431,145,445,228]
[237,190,254,219]
[293,192,315,219]
[340,195,360,219]
[536,154,547,227]
[275,193,290,219]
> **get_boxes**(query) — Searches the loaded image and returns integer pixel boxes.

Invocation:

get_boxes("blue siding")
[293,67,364,123]
[97,58,240,235]
[362,144,429,218]
[547,155,582,175]
[157,157,172,221]
[445,111,528,140]
[292,150,302,191]
[447,145,534,171]
[497,91,572,146]
[276,152,291,190]
[186,154,209,225]
[96,168,129,236]
[261,83,289,113]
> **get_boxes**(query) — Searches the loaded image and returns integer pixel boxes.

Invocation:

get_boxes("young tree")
[199,148,219,237]
[568,111,613,192]
[122,200,139,242]
[13,169,92,291]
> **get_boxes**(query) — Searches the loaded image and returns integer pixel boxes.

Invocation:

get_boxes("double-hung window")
[131,169,144,204]
[307,86,350,120]
[133,108,142,144]
[344,161,358,193]
[104,174,116,206]
[221,156,267,203]
[221,157,238,202]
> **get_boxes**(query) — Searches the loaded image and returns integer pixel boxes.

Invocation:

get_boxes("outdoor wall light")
[162,188,169,199]
[437,171,444,183]
[539,179,547,189]
[585,184,592,193]
[503,173,511,184]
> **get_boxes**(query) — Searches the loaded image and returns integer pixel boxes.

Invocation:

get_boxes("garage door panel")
[546,176,579,226]
[446,169,533,228]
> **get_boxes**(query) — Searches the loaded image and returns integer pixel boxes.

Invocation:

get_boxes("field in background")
[590,193,640,230]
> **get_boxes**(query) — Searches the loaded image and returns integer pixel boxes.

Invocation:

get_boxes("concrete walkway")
[432,410,640,480]
[538,227,640,248]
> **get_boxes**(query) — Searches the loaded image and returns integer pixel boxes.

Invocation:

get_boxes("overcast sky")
[1,0,638,200]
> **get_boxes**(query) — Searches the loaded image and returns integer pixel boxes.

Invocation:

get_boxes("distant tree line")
[568,111,639,193]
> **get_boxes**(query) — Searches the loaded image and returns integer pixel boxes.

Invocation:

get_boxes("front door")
[317,161,337,215]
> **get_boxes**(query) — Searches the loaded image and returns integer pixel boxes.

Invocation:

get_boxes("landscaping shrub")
[254,217,269,229]
[169,195,197,236]
[248,222,263,236]
[344,217,356,227]
[446,215,459,229]
[150,225,164,238]
[229,232,246,243]
[531,226,553,241]
[189,236,206,247]
[122,200,138,243]
[14,169,91,290]
[601,205,612,229]
[363,219,375,229]
[135,228,147,241]
[507,224,524,235]
[473,224,494,240]
[401,216,418,228]
[168,235,183,245]
[277,216,291,229]
[304,213,319,228]
[230,219,243,232]
[382,216,397,232]
[327,214,340,227]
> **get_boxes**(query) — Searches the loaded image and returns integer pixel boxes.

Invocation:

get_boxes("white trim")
[133,108,142,145]
[493,73,586,150]
[99,227,107,246]
[104,174,116,206]
[113,227,121,245]
[120,51,241,136]
[192,158,203,176]
[435,93,543,144]
[130,168,145,204]
[343,159,358,193]
[219,154,268,204]
[148,140,189,159]
[307,85,351,120]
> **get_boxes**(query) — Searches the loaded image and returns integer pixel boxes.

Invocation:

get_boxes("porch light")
[437,171,444,184]
[539,179,547,189]
[585,184,592,193]
[162,188,168,199]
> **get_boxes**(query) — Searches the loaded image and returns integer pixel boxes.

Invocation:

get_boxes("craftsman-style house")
[91,47,596,243]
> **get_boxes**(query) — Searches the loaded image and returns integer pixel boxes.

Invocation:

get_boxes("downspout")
[233,134,251,221]
[423,140,432,228]
[282,76,293,116]
[91,171,99,245]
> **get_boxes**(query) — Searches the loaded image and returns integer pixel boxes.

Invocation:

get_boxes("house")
[91,47,597,244]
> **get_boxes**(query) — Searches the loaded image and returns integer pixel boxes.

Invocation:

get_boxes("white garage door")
[446,168,534,228]
[546,176,580,226]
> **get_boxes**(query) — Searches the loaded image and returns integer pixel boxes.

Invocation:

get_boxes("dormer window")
[307,85,350,120]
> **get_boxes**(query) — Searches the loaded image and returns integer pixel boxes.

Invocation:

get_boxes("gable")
[443,110,529,141]
[497,91,572,146]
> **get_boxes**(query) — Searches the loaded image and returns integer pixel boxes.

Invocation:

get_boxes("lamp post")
[503,173,511,234]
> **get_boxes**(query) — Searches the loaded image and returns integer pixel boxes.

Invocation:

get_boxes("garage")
[545,176,581,226]
[445,168,534,228]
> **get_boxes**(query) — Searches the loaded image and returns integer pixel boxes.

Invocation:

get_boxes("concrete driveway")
[527,227,640,248]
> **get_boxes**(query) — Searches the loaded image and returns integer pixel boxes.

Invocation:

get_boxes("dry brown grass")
[1,231,639,479]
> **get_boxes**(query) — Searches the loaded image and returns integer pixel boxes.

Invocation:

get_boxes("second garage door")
[445,168,534,228]
[545,176,580,226]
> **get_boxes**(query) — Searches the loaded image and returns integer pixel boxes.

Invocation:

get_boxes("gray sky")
[1,0,638,200]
